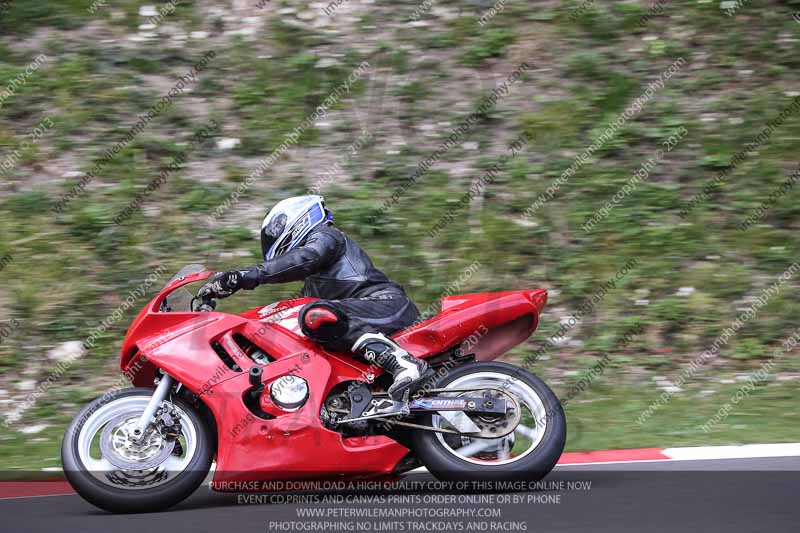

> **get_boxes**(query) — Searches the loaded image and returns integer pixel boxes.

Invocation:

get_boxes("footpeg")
[336,395,408,425]
[401,389,411,414]
[363,396,408,418]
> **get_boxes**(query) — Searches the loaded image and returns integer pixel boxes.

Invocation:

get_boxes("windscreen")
[162,264,206,312]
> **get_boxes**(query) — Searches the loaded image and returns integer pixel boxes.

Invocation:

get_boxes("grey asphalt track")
[1,457,797,533]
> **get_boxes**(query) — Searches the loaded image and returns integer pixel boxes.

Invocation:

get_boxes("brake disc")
[99,414,175,471]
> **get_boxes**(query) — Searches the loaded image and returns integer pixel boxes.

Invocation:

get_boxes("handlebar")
[191,294,217,313]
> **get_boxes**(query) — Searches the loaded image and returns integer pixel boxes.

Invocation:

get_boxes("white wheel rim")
[433,371,548,466]
[75,395,198,490]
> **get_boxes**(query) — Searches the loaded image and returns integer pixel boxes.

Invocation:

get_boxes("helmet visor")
[261,214,287,260]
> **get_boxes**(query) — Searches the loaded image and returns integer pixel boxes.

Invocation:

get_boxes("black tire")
[411,361,566,482]
[61,387,214,513]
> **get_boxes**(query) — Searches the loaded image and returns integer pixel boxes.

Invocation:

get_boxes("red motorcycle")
[62,265,566,512]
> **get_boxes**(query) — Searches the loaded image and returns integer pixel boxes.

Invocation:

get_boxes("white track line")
[662,442,800,461]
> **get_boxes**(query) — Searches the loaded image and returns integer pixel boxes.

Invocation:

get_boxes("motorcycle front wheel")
[411,361,566,482]
[61,387,214,513]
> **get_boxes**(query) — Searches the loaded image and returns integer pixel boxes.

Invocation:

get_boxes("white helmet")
[260,195,332,260]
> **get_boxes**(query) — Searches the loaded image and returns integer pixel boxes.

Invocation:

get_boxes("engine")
[320,381,372,436]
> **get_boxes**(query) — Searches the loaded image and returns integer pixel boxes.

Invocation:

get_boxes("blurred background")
[0,0,799,475]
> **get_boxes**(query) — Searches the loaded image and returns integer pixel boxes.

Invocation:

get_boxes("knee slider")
[304,308,339,330]
[299,302,348,342]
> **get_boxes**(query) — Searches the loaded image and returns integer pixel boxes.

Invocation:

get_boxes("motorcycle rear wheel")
[61,387,214,513]
[411,361,566,482]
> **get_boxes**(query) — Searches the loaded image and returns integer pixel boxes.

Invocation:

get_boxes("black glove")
[197,271,243,299]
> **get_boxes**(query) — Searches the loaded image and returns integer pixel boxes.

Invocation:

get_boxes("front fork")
[132,373,174,439]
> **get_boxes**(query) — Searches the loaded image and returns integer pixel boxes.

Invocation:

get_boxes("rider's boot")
[352,333,432,401]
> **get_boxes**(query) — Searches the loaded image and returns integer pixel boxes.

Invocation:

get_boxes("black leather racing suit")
[236,224,419,352]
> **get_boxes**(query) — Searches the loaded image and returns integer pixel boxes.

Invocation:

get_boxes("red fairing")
[208,353,409,485]
[394,289,547,358]
[118,271,547,484]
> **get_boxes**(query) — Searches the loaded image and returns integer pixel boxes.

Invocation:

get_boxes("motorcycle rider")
[198,195,430,401]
